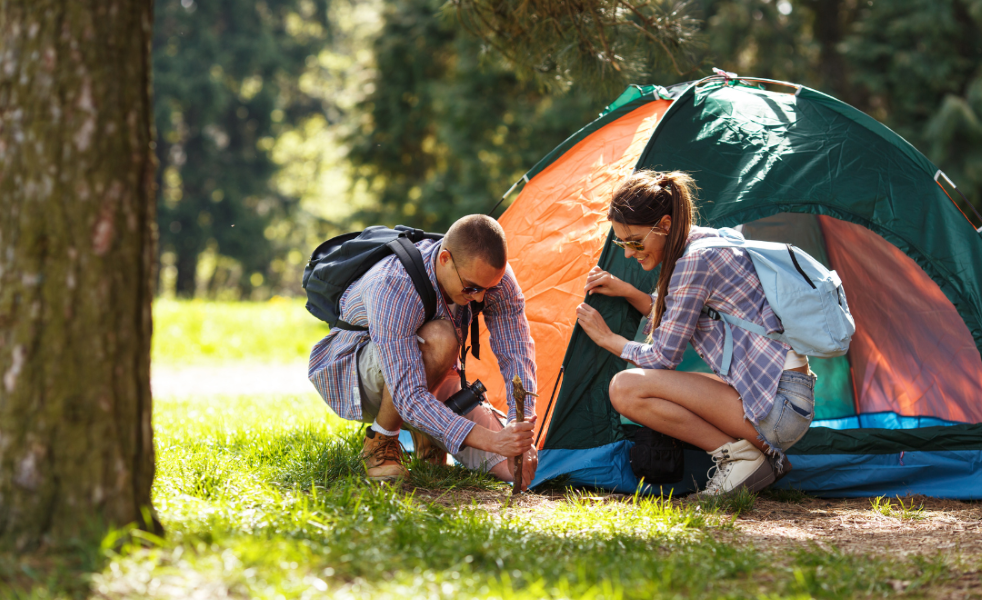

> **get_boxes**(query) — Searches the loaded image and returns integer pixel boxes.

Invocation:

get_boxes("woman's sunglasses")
[612,226,667,251]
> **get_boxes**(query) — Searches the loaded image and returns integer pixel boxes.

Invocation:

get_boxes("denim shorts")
[752,370,816,469]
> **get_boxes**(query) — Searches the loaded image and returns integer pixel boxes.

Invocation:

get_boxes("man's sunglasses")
[447,250,489,296]
[612,226,667,251]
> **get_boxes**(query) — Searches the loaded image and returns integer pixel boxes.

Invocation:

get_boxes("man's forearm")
[462,424,496,453]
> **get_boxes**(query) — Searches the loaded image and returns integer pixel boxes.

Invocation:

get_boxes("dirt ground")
[417,489,982,558]
[410,487,982,597]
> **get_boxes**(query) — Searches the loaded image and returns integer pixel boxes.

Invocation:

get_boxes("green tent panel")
[518,77,982,498]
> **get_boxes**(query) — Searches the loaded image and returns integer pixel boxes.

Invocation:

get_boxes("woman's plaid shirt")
[308,240,536,454]
[620,227,789,425]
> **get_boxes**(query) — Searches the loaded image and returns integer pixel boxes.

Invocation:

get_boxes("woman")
[575,170,816,496]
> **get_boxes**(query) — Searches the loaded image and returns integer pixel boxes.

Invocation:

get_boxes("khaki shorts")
[356,340,507,472]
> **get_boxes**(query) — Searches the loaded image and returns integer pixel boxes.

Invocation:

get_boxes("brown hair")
[444,214,508,269]
[608,170,698,329]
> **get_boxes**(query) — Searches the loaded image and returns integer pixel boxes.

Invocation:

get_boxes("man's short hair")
[444,215,507,270]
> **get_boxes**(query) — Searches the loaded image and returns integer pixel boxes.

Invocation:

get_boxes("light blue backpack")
[685,227,856,375]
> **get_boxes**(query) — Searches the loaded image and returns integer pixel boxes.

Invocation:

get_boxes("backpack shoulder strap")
[386,237,438,323]
[466,301,484,360]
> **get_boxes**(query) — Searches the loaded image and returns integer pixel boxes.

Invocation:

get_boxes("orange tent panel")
[467,100,672,444]
[820,216,982,422]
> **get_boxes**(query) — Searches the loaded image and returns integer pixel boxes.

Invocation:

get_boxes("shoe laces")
[372,435,404,464]
[704,449,732,495]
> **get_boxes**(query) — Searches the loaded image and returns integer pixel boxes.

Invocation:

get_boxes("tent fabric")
[774,451,982,499]
[531,442,714,495]
[789,422,982,454]
[634,82,982,355]
[468,99,673,440]
[815,413,965,430]
[478,76,982,498]
[818,216,982,423]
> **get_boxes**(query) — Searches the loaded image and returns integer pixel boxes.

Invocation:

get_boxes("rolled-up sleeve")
[620,252,713,370]
[484,266,537,421]
[364,273,475,454]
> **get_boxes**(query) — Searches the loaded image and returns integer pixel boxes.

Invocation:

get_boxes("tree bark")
[0,0,158,550]
[802,0,853,105]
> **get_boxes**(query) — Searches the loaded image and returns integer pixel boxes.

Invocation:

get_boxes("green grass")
[1,301,958,598]
[152,298,330,365]
[870,495,927,521]
[694,486,758,515]
[4,391,955,599]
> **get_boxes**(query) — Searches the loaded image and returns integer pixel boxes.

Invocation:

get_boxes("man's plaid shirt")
[308,239,536,454]
[620,227,789,425]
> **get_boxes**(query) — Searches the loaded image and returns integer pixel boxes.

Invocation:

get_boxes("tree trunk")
[803,0,853,105]
[174,242,198,298]
[0,0,158,550]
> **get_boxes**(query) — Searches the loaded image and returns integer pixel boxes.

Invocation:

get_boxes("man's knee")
[417,319,459,370]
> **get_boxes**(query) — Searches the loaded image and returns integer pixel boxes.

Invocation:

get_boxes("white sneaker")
[698,439,775,496]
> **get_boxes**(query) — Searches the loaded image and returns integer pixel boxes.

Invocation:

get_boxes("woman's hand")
[584,267,654,314]
[584,267,631,298]
[576,303,627,356]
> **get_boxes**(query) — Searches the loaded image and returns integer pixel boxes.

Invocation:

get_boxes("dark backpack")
[302,226,443,331]
[629,426,684,485]
[302,226,486,358]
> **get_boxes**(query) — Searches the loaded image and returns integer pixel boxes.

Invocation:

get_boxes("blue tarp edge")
[534,443,982,500]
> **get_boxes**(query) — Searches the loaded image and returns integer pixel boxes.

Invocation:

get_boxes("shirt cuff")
[620,340,645,363]
[442,414,477,455]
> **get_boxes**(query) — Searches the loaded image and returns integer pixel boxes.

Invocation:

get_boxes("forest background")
[154,0,982,301]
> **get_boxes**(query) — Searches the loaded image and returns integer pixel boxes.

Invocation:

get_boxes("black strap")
[468,301,484,360]
[334,319,367,332]
[387,237,438,323]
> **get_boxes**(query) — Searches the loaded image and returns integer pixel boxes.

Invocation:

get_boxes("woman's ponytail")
[651,173,696,329]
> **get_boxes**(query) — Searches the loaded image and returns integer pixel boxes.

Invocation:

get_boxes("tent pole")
[535,366,565,448]
[935,171,982,232]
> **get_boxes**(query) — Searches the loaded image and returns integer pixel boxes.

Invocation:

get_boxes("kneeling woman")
[575,170,816,496]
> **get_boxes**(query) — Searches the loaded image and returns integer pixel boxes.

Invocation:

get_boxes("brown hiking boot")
[362,428,408,481]
[410,429,448,466]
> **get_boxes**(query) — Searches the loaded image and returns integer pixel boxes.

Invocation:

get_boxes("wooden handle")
[512,376,525,496]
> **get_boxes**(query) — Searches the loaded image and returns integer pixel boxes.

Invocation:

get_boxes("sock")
[371,419,400,437]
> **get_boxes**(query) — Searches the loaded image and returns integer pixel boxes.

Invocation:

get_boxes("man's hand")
[515,445,538,492]
[495,414,537,457]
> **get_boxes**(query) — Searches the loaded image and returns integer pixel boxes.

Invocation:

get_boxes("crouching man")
[308,215,538,488]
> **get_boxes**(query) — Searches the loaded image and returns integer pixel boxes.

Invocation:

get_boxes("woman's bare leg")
[609,368,765,453]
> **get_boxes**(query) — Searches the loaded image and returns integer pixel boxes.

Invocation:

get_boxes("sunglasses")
[447,250,489,296]
[612,226,667,251]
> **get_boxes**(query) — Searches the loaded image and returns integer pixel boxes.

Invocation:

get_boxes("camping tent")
[468,75,982,499]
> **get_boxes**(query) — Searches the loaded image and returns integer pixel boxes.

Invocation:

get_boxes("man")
[308,215,538,487]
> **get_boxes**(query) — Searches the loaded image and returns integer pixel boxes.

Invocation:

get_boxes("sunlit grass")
[2,390,955,598]
[43,394,945,598]
[3,300,957,598]
[152,298,330,365]
[870,495,927,521]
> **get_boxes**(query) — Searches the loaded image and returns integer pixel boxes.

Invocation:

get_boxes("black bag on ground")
[629,427,684,484]
[302,226,443,330]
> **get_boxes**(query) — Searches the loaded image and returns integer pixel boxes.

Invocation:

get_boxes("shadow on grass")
[276,423,507,492]
[0,520,163,600]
